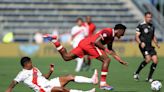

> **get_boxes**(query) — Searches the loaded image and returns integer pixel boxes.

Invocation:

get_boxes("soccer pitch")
[0,56,163,92]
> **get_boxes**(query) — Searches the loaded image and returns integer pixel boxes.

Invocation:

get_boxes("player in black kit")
[133,12,160,82]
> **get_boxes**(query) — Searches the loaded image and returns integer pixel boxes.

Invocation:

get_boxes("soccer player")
[6,57,98,92]
[133,12,160,82]
[71,18,88,72]
[82,16,96,71]
[43,24,128,90]
[83,16,96,37]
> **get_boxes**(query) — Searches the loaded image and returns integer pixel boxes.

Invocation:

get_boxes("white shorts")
[43,77,61,92]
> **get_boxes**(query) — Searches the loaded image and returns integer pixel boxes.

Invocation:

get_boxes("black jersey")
[136,21,155,47]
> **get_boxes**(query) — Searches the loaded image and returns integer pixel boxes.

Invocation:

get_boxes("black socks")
[136,61,147,74]
[148,63,157,79]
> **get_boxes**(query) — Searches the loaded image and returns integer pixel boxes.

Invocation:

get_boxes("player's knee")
[145,57,151,62]
[51,87,68,92]
[67,74,74,80]
[62,55,72,61]
[153,60,158,64]
[104,58,111,63]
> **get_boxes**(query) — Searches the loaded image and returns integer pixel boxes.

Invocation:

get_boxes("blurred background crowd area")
[0,0,163,44]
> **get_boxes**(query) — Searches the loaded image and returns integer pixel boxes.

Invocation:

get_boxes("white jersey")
[14,67,61,92]
[71,25,88,48]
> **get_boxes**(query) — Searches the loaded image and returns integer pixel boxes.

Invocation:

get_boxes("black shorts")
[139,45,157,58]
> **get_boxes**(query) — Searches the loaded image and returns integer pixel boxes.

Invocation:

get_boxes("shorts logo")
[145,51,149,55]
[144,28,149,33]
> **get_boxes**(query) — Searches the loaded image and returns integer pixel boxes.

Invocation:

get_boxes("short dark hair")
[20,57,31,67]
[144,12,152,16]
[76,17,83,22]
[114,24,126,30]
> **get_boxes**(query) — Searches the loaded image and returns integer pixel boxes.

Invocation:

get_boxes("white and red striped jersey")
[71,25,88,47]
[14,67,50,92]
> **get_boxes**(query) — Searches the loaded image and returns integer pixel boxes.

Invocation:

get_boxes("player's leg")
[51,87,69,92]
[96,54,113,90]
[133,47,151,80]
[58,71,98,87]
[147,55,158,82]
[134,55,151,80]
[51,87,95,92]
[82,56,91,71]
[43,34,78,61]
[75,58,84,72]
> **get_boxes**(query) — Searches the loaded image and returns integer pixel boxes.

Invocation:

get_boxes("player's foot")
[86,88,96,92]
[146,78,154,82]
[100,84,114,91]
[133,73,139,81]
[91,69,98,84]
[43,34,57,42]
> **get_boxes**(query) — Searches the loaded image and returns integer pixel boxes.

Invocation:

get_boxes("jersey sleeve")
[99,29,112,41]
[71,27,76,36]
[14,71,26,83]
[136,24,141,33]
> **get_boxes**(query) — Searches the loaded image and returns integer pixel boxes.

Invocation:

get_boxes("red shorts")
[71,41,104,58]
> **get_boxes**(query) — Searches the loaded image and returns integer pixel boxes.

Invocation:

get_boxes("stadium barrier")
[0,42,164,57]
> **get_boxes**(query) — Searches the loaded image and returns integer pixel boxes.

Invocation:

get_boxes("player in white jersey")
[71,18,88,72]
[6,57,98,92]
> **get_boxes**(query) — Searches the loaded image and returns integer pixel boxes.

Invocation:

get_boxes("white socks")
[75,58,84,72]
[74,76,93,83]
[70,88,95,92]
[70,89,83,92]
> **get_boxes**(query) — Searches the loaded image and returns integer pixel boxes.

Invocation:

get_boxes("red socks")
[100,69,108,85]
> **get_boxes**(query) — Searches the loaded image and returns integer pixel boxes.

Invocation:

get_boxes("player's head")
[20,56,33,69]
[76,17,83,26]
[114,24,126,39]
[85,16,92,23]
[144,12,152,23]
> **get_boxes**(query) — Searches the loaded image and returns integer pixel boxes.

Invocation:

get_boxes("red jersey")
[83,22,96,37]
[80,28,114,45]
[71,28,115,58]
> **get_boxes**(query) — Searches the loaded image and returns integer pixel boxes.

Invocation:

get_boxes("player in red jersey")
[82,16,96,71]
[43,24,128,91]
[83,16,96,37]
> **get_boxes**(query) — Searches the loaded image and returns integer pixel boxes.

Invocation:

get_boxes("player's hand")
[105,48,113,54]
[156,44,160,49]
[140,42,145,48]
[50,64,54,72]
[120,61,128,66]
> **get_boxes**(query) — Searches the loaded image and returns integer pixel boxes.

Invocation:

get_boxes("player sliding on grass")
[44,24,128,91]
[6,57,98,92]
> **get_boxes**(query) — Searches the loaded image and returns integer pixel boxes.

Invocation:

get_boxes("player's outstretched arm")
[5,80,18,92]
[43,64,54,79]
[153,36,160,48]
[106,50,128,66]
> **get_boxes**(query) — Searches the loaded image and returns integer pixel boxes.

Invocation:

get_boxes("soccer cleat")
[87,88,96,92]
[133,73,139,81]
[146,78,154,83]
[91,69,98,84]
[43,34,57,42]
[100,85,114,91]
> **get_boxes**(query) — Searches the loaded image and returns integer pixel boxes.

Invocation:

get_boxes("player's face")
[86,16,91,23]
[77,20,83,26]
[145,14,152,23]
[24,61,33,70]
[116,30,125,39]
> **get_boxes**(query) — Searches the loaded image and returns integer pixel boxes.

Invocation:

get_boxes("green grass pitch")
[0,56,163,92]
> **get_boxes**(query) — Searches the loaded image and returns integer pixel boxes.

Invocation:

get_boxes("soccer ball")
[151,81,162,91]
